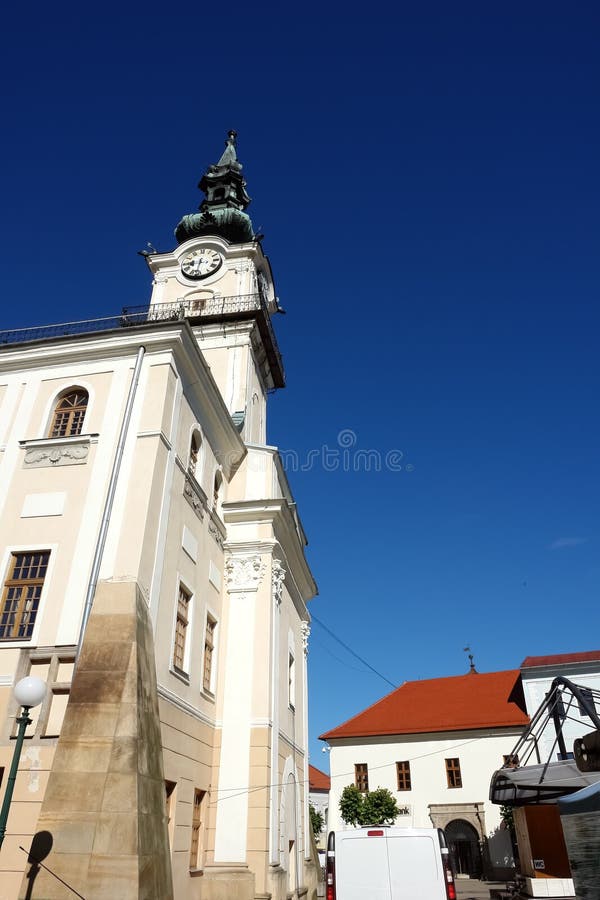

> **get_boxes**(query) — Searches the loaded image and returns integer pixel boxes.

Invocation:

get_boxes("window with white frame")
[48,388,88,438]
[8,647,75,740]
[172,583,192,674]
[0,551,50,642]
[190,788,207,869]
[202,613,217,694]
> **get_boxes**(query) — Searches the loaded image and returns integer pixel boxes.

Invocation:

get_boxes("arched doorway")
[446,819,482,878]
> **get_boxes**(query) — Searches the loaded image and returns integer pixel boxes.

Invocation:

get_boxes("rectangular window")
[165,780,177,850]
[173,584,191,672]
[577,688,596,717]
[203,614,217,693]
[396,760,411,791]
[355,763,369,792]
[12,650,75,739]
[190,788,206,869]
[0,551,50,641]
[445,758,462,788]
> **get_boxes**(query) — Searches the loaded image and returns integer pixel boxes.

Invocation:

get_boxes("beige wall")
[0,245,316,900]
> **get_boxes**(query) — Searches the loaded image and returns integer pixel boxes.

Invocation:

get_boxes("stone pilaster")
[19,580,173,900]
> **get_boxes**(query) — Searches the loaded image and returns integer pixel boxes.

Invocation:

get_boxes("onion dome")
[175,131,255,244]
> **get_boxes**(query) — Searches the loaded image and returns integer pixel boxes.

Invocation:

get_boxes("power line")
[311,633,371,675]
[311,613,398,690]
[208,736,484,806]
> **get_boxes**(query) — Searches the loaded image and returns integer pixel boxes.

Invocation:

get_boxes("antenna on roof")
[463,646,478,674]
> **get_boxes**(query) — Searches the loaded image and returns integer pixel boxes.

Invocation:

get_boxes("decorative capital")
[225,554,266,593]
[272,559,286,608]
[300,621,311,655]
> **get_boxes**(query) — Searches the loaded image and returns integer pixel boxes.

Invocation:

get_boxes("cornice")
[521,662,600,680]
[157,682,217,730]
[20,433,100,447]
[323,726,526,746]
[0,320,246,480]
[0,322,184,371]
[222,499,317,603]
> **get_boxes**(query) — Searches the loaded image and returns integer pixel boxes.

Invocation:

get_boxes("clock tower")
[143,133,317,898]
[145,130,284,446]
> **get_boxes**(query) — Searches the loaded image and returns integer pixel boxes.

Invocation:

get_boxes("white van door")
[335,829,392,900]
[386,830,446,900]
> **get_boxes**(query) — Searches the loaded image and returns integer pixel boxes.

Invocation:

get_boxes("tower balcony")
[125,293,285,389]
[0,293,285,389]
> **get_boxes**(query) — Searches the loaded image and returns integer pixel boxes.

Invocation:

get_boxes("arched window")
[188,432,202,478]
[49,389,88,438]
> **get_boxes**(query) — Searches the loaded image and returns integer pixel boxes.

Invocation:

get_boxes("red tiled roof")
[309,764,330,791]
[521,650,600,668]
[320,670,528,741]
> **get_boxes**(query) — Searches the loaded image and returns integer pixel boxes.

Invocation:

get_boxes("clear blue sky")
[1,2,599,769]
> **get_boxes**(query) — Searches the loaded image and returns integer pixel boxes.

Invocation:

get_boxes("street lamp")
[0,676,47,851]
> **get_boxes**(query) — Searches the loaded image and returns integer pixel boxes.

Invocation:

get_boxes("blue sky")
[1,2,599,768]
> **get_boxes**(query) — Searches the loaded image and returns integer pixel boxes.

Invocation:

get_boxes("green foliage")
[310,803,324,836]
[339,784,399,827]
[339,784,364,827]
[500,805,515,831]
[362,788,399,826]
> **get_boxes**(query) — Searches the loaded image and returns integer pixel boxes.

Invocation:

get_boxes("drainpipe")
[76,345,146,659]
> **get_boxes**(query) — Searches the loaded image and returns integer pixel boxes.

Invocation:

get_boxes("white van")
[325,826,456,900]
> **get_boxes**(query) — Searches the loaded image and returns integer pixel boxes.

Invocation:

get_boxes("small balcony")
[0,294,285,388]
[125,294,284,388]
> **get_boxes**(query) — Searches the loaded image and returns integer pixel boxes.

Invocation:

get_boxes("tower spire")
[216,129,239,167]
[175,130,255,245]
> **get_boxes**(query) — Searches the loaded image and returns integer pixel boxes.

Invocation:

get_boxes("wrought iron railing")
[123,293,265,320]
[0,295,283,378]
[0,313,144,345]
[121,293,284,383]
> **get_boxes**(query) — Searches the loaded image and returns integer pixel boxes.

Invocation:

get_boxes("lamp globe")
[14,676,47,709]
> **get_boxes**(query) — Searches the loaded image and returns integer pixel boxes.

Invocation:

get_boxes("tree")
[339,784,364,827]
[339,784,399,827]
[362,788,399,826]
[310,803,324,836]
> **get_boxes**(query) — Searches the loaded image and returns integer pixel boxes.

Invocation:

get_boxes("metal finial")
[216,131,239,168]
[463,646,478,674]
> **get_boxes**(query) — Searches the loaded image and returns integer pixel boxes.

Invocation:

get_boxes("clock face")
[181,248,222,279]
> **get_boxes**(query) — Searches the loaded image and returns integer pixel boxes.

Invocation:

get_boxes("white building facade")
[520,651,600,763]
[322,669,529,880]
[308,764,330,852]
